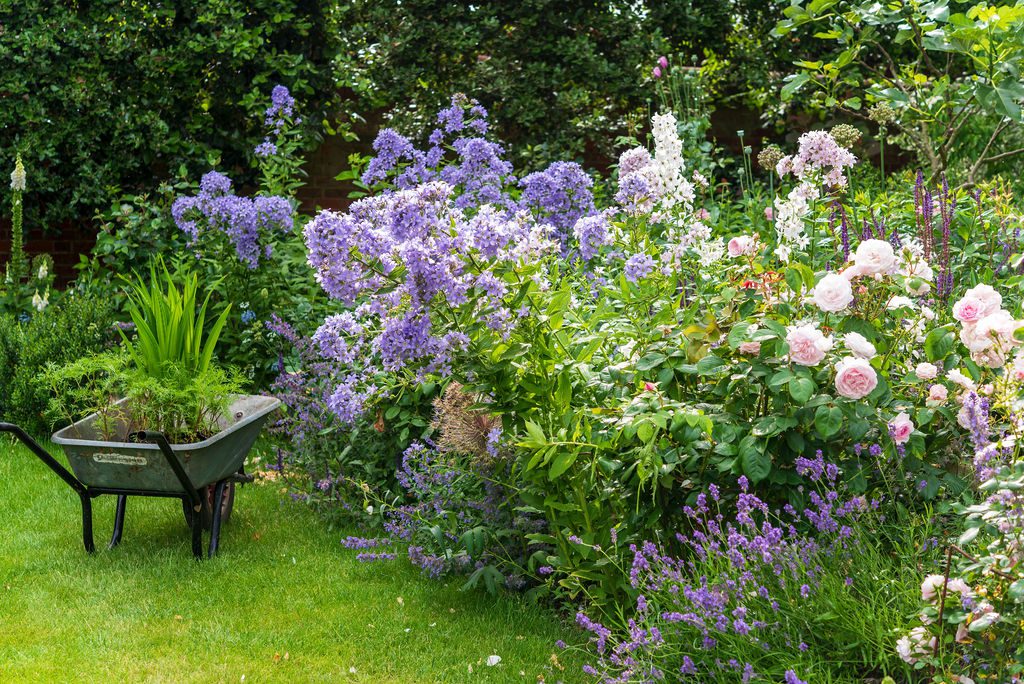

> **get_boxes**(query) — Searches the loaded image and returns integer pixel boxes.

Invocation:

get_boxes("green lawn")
[0,438,586,683]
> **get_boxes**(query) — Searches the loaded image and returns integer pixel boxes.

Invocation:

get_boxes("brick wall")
[0,219,96,287]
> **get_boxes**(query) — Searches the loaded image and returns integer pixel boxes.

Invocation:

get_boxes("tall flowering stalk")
[5,154,27,286]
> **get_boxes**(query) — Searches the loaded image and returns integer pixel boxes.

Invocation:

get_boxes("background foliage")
[0,0,343,225]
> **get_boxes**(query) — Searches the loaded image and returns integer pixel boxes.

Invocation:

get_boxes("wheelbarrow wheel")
[182,482,235,531]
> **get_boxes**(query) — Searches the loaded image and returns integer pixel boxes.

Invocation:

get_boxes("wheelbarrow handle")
[0,422,87,495]
[138,431,203,513]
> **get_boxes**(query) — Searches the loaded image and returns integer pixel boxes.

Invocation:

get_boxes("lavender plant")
[570,456,920,682]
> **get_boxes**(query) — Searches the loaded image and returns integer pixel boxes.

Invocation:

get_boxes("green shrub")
[2,293,117,436]
[0,0,342,226]
[0,313,23,418]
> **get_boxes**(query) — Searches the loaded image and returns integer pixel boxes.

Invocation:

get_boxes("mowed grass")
[0,438,587,684]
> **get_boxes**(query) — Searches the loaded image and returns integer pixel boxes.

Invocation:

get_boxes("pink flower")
[652,66,662,79]
[896,626,936,665]
[786,324,833,366]
[852,239,898,276]
[739,341,761,355]
[727,236,755,257]
[973,309,1020,350]
[658,55,668,69]
[812,272,854,313]
[1012,356,1024,380]
[952,296,988,323]
[963,284,1002,315]
[834,357,878,399]
[764,206,773,221]
[927,384,948,405]
[921,574,946,602]
[915,362,938,380]
[889,412,914,444]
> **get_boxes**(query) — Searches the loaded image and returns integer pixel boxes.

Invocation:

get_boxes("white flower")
[898,251,934,295]
[486,656,502,667]
[10,155,25,192]
[947,368,976,390]
[915,362,938,380]
[31,289,48,312]
[887,296,915,311]
[843,332,876,360]
[812,272,854,312]
[852,239,898,276]
[651,112,695,212]
[37,263,48,280]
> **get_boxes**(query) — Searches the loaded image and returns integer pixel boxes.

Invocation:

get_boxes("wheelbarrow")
[1,394,280,560]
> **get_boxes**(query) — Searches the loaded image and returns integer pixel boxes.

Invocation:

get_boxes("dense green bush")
[345,1,779,169]
[0,293,117,436]
[0,0,343,225]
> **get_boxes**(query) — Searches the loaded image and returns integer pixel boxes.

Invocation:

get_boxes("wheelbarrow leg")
[80,494,95,554]
[208,479,227,558]
[109,495,127,549]
[190,499,204,560]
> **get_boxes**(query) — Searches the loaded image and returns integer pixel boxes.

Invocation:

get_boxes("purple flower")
[624,253,655,283]
[573,213,611,261]
[172,177,292,269]
[255,139,278,157]
[785,670,808,684]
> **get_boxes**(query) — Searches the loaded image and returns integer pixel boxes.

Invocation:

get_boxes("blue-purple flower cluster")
[172,171,293,268]
[574,460,868,683]
[337,440,542,583]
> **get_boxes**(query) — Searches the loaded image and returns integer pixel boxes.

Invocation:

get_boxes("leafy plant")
[777,0,1024,182]
[44,352,244,444]
[119,261,230,380]
[0,292,118,435]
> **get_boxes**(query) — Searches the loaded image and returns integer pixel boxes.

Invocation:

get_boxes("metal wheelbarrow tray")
[1,394,280,560]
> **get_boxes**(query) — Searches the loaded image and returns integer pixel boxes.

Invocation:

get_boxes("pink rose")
[952,296,988,323]
[727,235,755,257]
[927,384,948,405]
[834,357,878,399]
[889,412,914,444]
[738,341,761,355]
[915,362,938,380]
[1012,356,1024,380]
[973,310,1020,351]
[921,574,946,602]
[812,272,854,313]
[963,284,1002,315]
[972,347,1007,369]
[852,239,898,276]
[786,324,833,366]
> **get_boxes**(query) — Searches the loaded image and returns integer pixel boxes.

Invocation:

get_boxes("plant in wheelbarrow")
[1,260,281,559]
